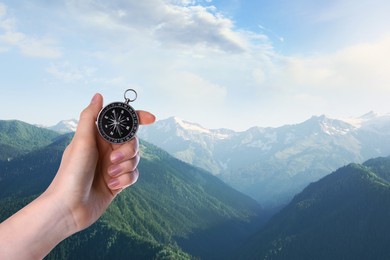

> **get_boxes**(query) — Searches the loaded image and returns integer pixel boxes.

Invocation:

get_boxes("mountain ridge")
[235,156,390,259]
[0,119,60,161]
[43,113,390,209]
[138,113,390,208]
[44,111,390,134]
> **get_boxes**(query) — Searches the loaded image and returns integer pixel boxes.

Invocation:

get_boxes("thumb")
[74,93,103,142]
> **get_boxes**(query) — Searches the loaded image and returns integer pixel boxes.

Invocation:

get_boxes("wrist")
[0,191,77,259]
[27,192,77,258]
[40,190,79,236]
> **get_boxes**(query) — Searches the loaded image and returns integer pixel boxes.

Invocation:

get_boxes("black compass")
[97,89,139,144]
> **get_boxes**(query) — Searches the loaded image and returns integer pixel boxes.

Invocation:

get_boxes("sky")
[1,0,390,131]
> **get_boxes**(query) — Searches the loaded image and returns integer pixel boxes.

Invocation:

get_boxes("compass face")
[97,102,139,144]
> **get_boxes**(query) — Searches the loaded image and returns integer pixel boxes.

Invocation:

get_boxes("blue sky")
[1,0,390,130]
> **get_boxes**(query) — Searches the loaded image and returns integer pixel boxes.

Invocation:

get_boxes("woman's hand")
[0,93,155,259]
[47,93,155,231]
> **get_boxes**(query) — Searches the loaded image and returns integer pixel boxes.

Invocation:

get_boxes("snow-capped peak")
[173,117,211,134]
[49,119,78,133]
[303,115,356,136]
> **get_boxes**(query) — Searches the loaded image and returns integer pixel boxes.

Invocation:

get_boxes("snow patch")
[174,117,211,134]
[173,117,231,139]
[49,119,78,133]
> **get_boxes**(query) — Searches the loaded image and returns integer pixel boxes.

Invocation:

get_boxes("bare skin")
[0,93,155,259]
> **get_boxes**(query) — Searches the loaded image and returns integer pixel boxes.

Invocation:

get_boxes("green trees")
[0,120,263,259]
[236,157,390,260]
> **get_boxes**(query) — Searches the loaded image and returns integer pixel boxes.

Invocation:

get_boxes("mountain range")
[2,119,390,259]
[137,112,390,208]
[46,113,390,209]
[0,120,265,259]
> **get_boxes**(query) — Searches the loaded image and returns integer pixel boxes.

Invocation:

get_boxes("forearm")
[0,192,76,259]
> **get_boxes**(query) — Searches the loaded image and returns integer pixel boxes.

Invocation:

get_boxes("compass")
[97,89,139,144]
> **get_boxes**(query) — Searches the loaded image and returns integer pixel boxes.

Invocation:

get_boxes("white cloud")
[273,35,390,92]
[0,3,6,17]
[0,2,62,58]
[160,71,227,104]
[19,36,62,58]
[66,0,264,54]
[46,61,128,88]
[3,0,390,130]
[46,62,96,82]
[152,4,247,52]
[59,0,273,117]
[152,70,228,125]
[330,36,390,91]
[243,34,390,127]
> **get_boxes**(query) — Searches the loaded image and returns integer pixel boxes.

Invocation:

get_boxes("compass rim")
[96,101,139,144]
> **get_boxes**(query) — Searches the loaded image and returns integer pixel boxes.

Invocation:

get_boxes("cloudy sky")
[1,0,390,130]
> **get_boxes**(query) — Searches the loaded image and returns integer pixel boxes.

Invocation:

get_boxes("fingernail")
[108,178,120,189]
[91,93,98,104]
[111,151,124,164]
[108,165,122,177]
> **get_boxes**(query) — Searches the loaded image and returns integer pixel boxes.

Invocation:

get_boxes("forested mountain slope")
[236,156,390,260]
[0,120,264,259]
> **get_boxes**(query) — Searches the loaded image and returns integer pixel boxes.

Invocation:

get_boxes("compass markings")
[97,102,139,143]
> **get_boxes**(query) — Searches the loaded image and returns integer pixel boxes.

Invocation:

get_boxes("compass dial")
[97,102,139,144]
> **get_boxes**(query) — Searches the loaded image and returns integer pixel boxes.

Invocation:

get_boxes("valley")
[2,116,390,259]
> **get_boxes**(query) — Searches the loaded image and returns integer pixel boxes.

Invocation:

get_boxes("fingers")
[137,110,156,125]
[107,153,140,177]
[107,169,139,191]
[106,136,140,192]
[110,137,139,164]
